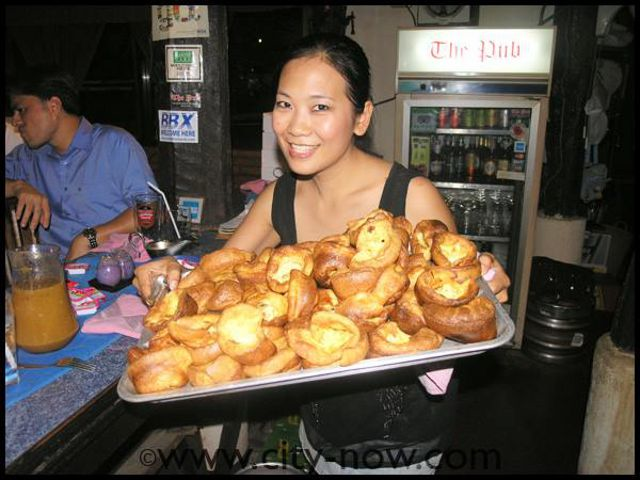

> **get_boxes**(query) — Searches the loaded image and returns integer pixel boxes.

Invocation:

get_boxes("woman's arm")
[223,182,281,254]
[133,183,283,301]
[404,176,457,231]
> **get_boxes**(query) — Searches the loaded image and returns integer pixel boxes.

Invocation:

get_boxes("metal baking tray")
[118,279,514,404]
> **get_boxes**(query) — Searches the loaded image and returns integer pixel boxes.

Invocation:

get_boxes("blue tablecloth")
[5,254,200,409]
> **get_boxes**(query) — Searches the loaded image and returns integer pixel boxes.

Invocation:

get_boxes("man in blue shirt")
[5,66,157,260]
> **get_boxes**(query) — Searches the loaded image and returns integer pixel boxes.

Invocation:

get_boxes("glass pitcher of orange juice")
[8,245,79,353]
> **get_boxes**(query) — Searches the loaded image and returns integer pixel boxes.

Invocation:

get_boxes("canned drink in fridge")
[476,109,486,129]
[450,108,460,128]
[487,109,498,128]
[500,109,510,129]
[438,107,450,129]
[462,108,475,128]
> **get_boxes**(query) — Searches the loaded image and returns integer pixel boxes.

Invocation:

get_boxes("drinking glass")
[487,191,503,237]
[134,193,162,241]
[501,192,514,236]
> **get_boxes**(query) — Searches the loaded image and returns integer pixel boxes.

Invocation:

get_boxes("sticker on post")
[159,110,199,144]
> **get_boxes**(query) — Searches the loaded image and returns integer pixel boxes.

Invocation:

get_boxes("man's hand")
[66,233,92,261]
[14,181,51,232]
[478,252,511,303]
[132,257,183,304]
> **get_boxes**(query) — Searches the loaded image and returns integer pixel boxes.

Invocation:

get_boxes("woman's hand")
[478,253,511,303]
[132,256,183,303]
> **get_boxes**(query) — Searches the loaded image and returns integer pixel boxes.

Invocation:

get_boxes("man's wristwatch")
[82,227,98,249]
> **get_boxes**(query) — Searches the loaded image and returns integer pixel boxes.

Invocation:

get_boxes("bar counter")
[5,231,226,473]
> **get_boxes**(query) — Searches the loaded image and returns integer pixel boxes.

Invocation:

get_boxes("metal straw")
[146,182,181,240]
[5,250,13,286]
[10,209,22,248]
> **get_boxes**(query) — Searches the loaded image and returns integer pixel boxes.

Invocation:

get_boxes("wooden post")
[152,5,234,226]
[540,6,599,217]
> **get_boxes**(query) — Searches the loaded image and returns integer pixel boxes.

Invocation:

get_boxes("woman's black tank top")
[270,162,458,468]
[271,161,421,245]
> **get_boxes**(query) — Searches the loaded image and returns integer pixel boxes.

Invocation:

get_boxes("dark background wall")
[5,5,634,232]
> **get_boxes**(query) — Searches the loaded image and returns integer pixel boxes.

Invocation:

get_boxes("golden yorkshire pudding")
[396,242,410,271]
[314,288,340,313]
[301,333,369,368]
[369,321,444,357]
[188,355,244,387]
[312,240,356,287]
[422,296,497,343]
[245,290,289,326]
[206,279,243,311]
[234,259,269,291]
[410,219,449,261]
[286,311,366,367]
[350,216,403,269]
[330,266,383,300]
[243,348,301,378]
[177,268,209,289]
[186,342,223,366]
[143,288,198,332]
[127,345,193,394]
[167,313,220,348]
[372,264,410,305]
[319,233,351,247]
[287,269,318,322]
[393,215,414,239]
[198,248,256,281]
[266,245,314,293]
[127,346,146,365]
[241,282,272,302]
[346,209,394,246]
[148,327,180,351]
[431,232,478,268]
[217,303,277,365]
[256,247,275,264]
[262,325,288,350]
[415,267,480,307]
[406,253,430,271]
[426,259,482,284]
[296,241,318,254]
[335,292,390,333]
[391,298,429,335]
[182,281,218,314]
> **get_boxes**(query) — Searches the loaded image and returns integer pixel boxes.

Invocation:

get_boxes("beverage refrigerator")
[393,27,556,347]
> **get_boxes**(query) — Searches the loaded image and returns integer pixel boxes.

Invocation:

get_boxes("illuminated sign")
[398,28,555,77]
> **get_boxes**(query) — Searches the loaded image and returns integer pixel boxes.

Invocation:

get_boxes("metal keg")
[523,293,593,364]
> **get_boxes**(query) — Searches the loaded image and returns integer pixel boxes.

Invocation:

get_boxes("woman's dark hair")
[7,65,81,116]
[273,33,372,114]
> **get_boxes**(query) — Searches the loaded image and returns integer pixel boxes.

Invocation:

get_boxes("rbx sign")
[158,110,199,143]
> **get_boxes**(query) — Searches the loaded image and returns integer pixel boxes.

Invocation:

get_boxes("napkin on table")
[81,294,149,339]
[91,233,151,262]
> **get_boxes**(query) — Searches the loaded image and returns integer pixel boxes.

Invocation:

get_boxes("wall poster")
[152,5,209,41]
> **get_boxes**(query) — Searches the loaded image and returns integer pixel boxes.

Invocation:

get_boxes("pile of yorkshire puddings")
[128,209,497,394]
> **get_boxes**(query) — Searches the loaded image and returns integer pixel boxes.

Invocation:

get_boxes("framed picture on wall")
[178,196,205,224]
[416,6,480,26]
